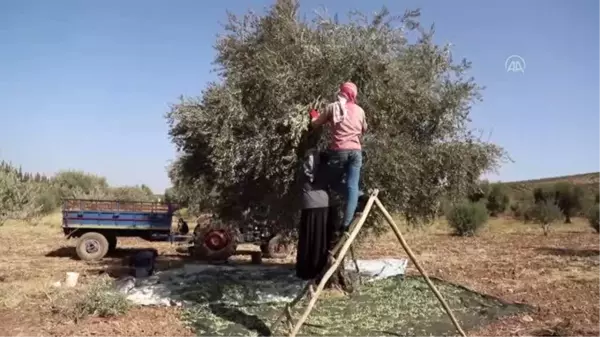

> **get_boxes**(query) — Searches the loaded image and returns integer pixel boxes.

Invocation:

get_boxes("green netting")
[180,275,531,336]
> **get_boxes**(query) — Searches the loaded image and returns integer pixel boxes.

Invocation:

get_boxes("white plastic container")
[65,272,80,287]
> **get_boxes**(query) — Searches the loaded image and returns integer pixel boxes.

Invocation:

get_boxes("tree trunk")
[322,260,357,293]
[542,223,550,236]
[320,231,358,293]
[564,214,571,224]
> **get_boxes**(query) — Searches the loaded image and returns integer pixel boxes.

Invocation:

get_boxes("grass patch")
[48,277,130,322]
[74,277,130,318]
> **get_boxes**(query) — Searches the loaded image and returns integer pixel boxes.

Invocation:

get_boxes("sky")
[0,0,598,193]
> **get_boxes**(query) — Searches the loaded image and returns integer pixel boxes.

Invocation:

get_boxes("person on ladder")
[310,81,368,230]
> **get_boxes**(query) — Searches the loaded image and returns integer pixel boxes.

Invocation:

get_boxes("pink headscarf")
[330,82,358,124]
[339,82,357,103]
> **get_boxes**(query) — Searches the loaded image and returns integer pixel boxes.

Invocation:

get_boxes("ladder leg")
[271,281,313,333]
[374,197,467,337]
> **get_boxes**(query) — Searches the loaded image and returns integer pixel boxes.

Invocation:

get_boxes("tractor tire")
[76,232,109,261]
[261,234,291,259]
[190,224,237,262]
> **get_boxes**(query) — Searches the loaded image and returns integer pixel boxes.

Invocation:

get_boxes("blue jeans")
[326,150,362,229]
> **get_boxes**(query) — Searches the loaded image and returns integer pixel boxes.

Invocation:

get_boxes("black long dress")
[296,204,340,280]
[295,151,340,280]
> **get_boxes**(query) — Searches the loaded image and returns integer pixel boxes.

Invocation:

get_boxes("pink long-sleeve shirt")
[312,102,367,150]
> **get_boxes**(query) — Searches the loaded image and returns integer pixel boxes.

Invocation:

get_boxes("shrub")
[513,201,537,223]
[175,207,189,219]
[446,201,489,236]
[109,186,155,202]
[587,205,599,233]
[0,169,41,225]
[528,200,562,236]
[34,188,62,214]
[509,203,518,216]
[48,277,130,321]
[510,202,524,221]
[73,278,130,319]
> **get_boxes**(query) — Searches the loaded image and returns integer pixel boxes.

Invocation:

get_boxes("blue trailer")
[62,198,293,262]
[62,199,182,261]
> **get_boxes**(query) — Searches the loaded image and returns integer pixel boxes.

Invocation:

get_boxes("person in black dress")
[295,149,341,280]
[176,218,189,235]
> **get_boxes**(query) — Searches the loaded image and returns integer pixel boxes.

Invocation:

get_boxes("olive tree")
[166,0,505,233]
[553,182,584,223]
[529,200,563,236]
[0,168,41,225]
[486,183,510,216]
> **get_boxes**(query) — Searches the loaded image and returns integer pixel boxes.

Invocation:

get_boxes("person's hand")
[309,109,320,120]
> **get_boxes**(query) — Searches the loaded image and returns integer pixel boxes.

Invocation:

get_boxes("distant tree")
[53,170,110,197]
[0,158,161,219]
[533,186,554,204]
[468,180,490,203]
[140,184,154,197]
[528,200,563,236]
[0,168,41,225]
[446,200,488,236]
[553,182,584,223]
[163,187,179,204]
[109,186,156,202]
[586,202,599,233]
[485,183,510,216]
[510,201,534,222]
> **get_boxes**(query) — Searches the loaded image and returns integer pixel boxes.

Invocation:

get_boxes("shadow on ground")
[535,247,600,257]
[46,246,293,273]
[45,246,192,278]
[46,246,157,259]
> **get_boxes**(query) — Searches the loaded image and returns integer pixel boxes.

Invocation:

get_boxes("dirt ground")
[0,214,598,336]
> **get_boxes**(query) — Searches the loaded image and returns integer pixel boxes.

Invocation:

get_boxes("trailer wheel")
[261,234,291,259]
[76,232,109,261]
[190,224,237,262]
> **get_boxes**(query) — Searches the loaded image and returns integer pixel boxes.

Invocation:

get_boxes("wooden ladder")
[270,188,467,337]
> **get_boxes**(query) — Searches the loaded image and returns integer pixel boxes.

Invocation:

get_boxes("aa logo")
[505,55,526,73]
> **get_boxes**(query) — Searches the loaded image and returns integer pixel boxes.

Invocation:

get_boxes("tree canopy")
[166,0,505,231]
